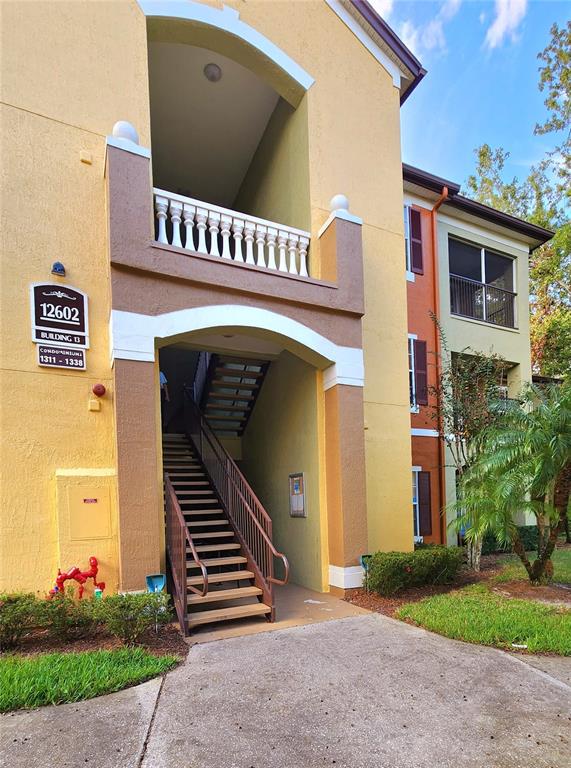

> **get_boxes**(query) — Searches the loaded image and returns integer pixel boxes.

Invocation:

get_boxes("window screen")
[449,239,481,281]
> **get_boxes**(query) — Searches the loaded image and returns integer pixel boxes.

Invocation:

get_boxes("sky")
[369,0,569,191]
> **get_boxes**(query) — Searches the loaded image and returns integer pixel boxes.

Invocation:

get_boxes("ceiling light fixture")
[203,62,222,83]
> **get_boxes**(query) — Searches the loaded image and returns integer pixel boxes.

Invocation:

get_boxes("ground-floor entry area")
[159,341,327,596]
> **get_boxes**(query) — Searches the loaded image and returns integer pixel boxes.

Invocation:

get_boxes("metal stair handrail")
[184,390,290,593]
[164,473,208,633]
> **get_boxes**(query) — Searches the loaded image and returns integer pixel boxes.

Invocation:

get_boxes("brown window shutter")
[414,340,428,405]
[418,471,432,536]
[410,208,424,274]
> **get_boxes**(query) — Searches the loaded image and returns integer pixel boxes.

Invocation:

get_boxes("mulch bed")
[8,622,189,659]
[344,553,571,616]
[489,580,571,604]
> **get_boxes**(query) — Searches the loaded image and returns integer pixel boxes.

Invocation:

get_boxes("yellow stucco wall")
[241,352,328,591]
[234,97,311,232]
[1,0,414,592]
[0,1,150,592]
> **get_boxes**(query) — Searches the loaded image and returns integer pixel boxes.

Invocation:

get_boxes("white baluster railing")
[153,189,311,277]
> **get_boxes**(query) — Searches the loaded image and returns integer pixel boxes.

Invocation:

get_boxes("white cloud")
[423,19,446,51]
[368,0,394,20]
[440,0,462,22]
[485,0,528,49]
[479,11,487,25]
[399,19,420,56]
[398,0,462,57]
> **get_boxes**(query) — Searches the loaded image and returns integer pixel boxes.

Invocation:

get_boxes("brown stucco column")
[113,358,161,591]
[325,383,368,592]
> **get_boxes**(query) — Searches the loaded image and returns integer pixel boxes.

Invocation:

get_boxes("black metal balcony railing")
[450,274,516,329]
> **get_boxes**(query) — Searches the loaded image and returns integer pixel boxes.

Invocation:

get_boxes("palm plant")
[452,382,571,584]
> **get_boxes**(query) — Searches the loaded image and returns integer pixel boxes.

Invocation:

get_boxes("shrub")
[41,593,98,641]
[0,593,43,651]
[517,525,539,552]
[482,525,539,555]
[95,593,172,645]
[368,546,462,597]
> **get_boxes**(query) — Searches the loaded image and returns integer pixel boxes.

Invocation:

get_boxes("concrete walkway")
[1,614,570,768]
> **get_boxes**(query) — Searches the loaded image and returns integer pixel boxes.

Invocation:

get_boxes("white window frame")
[412,466,423,543]
[404,205,415,282]
[449,238,518,326]
[408,333,419,413]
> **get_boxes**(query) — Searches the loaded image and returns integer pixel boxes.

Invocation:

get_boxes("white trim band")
[329,564,364,589]
[110,305,364,389]
[411,428,439,438]
[138,0,314,96]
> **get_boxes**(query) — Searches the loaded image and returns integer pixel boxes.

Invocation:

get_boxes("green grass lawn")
[396,584,571,655]
[0,648,178,713]
[493,547,571,584]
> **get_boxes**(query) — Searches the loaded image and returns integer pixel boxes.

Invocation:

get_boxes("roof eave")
[445,196,555,250]
[403,164,554,250]
[349,0,426,104]
[403,163,461,195]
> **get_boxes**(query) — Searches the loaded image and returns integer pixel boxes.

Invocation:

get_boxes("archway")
[143,2,314,230]
[112,305,367,596]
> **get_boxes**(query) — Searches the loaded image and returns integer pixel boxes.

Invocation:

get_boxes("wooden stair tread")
[207,393,255,402]
[164,462,201,467]
[218,356,267,366]
[190,531,234,539]
[186,602,270,627]
[205,414,246,422]
[173,480,210,488]
[205,404,249,412]
[187,570,254,586]
[186,519,228,526]
[176,490,216,495]
[183,509,224,516]
[215,367,264,378]
[188,556,247,568]
[193,542,240,553]
[211,380,258,390]
[187,586,262,604]
[180,499,220,506]
[172,481,208,486]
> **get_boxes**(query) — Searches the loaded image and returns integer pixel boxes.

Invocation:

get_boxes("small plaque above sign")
[31,283,89,349]
[37,345,86,370]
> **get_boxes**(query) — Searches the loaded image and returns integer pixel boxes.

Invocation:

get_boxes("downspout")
[431,187,449,545]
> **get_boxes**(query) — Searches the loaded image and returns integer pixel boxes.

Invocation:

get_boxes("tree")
[465,146,570,378]
[465,21,571,378]
[534,21,571,193]
[429,322,508,570]
[454,383,571,584]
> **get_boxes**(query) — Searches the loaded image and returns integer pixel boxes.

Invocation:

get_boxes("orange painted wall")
[407,206,444,543]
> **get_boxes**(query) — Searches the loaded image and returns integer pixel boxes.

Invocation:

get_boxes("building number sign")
[30,283,89,369]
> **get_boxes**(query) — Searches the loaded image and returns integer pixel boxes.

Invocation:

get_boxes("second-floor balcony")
[154,189,311,278]
[450,273,517,329]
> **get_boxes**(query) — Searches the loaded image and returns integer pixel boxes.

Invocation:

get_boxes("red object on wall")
[48,556,105,599]
[92,383,106,397]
